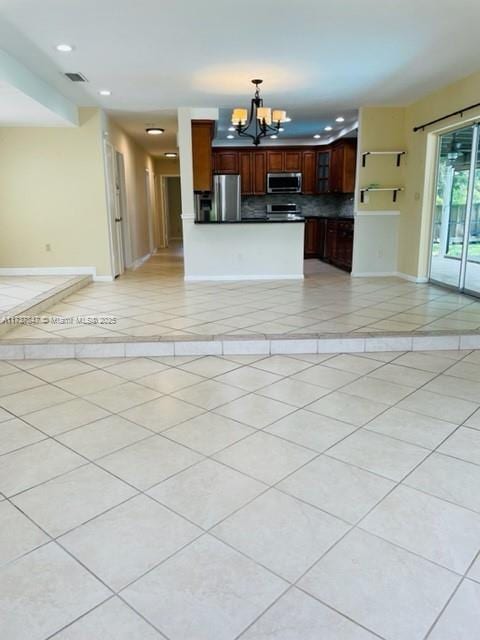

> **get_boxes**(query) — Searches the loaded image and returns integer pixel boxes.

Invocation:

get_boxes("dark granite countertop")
[195,216,305,225]
[301,212,354,220]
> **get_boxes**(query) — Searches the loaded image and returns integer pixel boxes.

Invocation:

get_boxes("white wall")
[183,223,304,280]
[352,212,400,277]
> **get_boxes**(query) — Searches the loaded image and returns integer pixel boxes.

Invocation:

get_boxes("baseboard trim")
[351,271,397,278]
[0,266,97,276]
[351,270,429,284]
[0,266,114,282]
[93,275,114,282]
[396,272,429,283]
[184,274,305,281]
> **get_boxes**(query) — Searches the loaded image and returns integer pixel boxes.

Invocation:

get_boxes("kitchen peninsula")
[184,117,356,280]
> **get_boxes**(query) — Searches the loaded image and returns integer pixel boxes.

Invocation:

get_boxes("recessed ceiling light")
[146,127,165,135]
[56,43,73,52]
[313,134,321,139]
[335,116,345,123]
[228,126,235,132]
[324,125,333,131]
[278,127,284,132]
[270,134,278,139]
[227,134,235,139]
[99,89,111,96]
[284,117,292,122]
[165,152,178,158]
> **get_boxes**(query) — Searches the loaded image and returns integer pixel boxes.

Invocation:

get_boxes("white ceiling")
[1,0,480,152]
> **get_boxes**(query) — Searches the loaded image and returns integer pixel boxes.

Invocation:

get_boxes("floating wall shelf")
[361,151,406,167]
[360,187,404,203]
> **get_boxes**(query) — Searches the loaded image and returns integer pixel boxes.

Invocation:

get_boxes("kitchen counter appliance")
[212,174,241,222]
[267,172,302,194]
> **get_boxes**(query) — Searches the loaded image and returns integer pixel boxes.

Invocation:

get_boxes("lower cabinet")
[304,217,354,272]
[304,218,320,258]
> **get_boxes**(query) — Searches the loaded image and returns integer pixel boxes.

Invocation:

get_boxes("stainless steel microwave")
[267,172,302,194]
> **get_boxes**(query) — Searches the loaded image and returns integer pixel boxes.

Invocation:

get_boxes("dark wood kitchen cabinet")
[324,218,354,272]
[302,150,316,194]
[252,151,266,194]
[304,217,354,272]
[191,120,214,191]
[266,150,302,172]
[325,219,338,262]
[329,141,356,193]
[316,150,331,194]
[284,150,302,171]
[212,141,357,195]
[304,217,320,258]
[335,219,354,270]
[213,150,239,174]
[239,151,253,194]
[266,151,284,172]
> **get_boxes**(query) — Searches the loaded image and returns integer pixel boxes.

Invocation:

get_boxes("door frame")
[428,122,480,296]
[103,140,125,278]
[115,151,132,268]
[157,173,181,247]
[145,170,155,255]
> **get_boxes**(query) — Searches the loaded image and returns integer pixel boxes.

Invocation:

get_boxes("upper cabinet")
[252,152,266,195]
[213,150,239,174]
[266,150,302,172]
[212,141,357,195]
[284,151,302,171]
[239,152,253,194]
[329,140,357,193]
[316,150,331,194]
[302,150,316,195]
[266,151,283,172]
[191,120,214,191]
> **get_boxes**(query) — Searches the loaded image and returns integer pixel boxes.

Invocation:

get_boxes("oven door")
[267,173,302,193]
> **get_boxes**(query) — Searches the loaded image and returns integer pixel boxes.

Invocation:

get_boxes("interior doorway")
[429,124,480,295]
[145,170,155,254]
[161,176,182,246]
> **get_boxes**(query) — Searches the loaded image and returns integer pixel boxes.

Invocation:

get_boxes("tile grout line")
[2,348,480,638]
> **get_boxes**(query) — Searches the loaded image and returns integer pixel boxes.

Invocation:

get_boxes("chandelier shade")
[230,79,288,146]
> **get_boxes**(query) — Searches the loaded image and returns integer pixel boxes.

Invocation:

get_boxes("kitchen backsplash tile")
[241,193,354,218]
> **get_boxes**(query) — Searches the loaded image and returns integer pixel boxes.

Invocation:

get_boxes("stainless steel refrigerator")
[211,174,241,222]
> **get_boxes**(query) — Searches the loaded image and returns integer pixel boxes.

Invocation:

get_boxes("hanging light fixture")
[231,79,288,146]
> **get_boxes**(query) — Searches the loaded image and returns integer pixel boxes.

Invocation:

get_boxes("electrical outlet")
[45,244,51,252]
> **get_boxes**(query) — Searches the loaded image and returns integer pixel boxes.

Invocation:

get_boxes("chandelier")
[231,79,289,146]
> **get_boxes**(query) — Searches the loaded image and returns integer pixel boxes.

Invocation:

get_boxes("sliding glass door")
[430,124,480,295]
[464,139,480,292]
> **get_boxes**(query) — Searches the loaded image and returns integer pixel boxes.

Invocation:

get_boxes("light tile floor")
[0,276,76,316]
[3,246,480,342]
[1,349,480,639]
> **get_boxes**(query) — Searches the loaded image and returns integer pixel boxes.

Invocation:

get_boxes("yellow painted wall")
[154,157,180,175]
[401,70,480,277]
[104,117,157,261]
[359,71,480,278]
[357,107,406,212]
[0,108,112,275]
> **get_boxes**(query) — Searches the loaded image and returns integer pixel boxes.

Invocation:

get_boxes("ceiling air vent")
[64,72,88,82]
